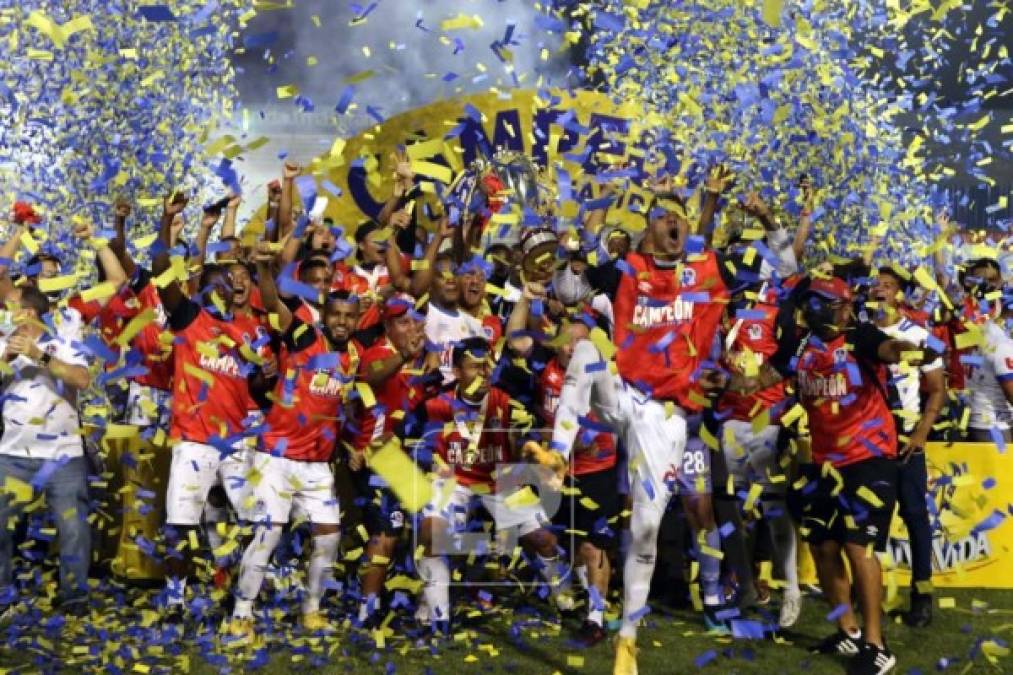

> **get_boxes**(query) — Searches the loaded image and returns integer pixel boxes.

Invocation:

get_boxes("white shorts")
[423,479,549,538]
[246,453,340,526]
[165,441,253,526]
[721,420,784,493]
[592,375,688,514]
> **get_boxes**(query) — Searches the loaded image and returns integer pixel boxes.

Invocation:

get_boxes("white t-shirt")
[879,319,943,432]
[426,302,484,384]
[968,320,1013,431]
[0,326,90,460]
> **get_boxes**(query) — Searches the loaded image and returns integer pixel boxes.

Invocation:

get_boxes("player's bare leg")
[358,533,397,626]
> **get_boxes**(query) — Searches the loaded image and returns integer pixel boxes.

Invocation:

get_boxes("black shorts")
[350,467,406,538]
[793,457,898,551]
[556,466,621,550]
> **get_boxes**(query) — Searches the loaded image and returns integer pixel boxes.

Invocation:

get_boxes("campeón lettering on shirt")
[631,296,696,328]
[798,370,850,398]
[197,350,242,378]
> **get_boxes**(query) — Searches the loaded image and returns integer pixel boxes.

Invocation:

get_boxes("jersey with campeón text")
[168,302,259,445]
[262,322,356,462]
[795,325,897,467]
[611,251,730,410]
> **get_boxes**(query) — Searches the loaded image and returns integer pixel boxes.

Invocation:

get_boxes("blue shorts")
[676,416,712,496]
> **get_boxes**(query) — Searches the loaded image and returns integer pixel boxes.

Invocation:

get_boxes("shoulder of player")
[423,392,457,418]
[360,339,396,364]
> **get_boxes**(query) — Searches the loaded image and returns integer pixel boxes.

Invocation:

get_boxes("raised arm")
[279,161,300,239]
[109,199,139,278]
[741,191,798,277]
[933,210,956,290]
[253,243,292,333]
[152,193,189,315]
[698,165,734,247]
[401,217,452,298]
[793,177,814,260]
[0,222,27,303]
[73,222,128,306]
[222,193,240,241]
[377,148,415,227]
[266,181,282,244]
[193,209,221,272]
[505,282,545,356]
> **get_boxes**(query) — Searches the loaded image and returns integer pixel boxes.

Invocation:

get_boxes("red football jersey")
[67,291,130,343]
[480,312,503,345]
[68,277,174,390]
[612,251,730,410]
[539,358,616,475]
[131,280,173,391]
[232,309,273,412]
[349,338,428,450]
[796,331,897,467]
[426,387,514,487]
[332,256,409,330]
[169,306,257,444]
[261,328,355,462]
[719,301,788,422]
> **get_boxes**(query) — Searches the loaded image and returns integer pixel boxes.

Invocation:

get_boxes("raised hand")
[389,209,411,230]
[282,161,301,180]
[522,281,547,302]
[252,241,277,264]
[163,192,188,216]
[200,210,220,231]
[114,199,132,219]
[741,191,772,219]
[72,221,95,240]
[391,147,414,197]
[704,164,734,195]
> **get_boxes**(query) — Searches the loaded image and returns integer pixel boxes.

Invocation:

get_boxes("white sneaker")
[779,591,802,628]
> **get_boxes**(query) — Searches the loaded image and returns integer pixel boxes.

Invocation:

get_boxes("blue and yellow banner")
[888,442,1013,589]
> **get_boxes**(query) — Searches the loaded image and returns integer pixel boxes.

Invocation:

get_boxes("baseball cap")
[382,293,415,321]
[804,277,852,303]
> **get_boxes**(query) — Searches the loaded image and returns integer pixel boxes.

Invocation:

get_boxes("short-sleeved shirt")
[261,320,356,462]
[0,325,90,460]
[398,387,515,488]
[879,318,943,432]
[348,338,429,450]
[780,322,898,467]
[167,301,262,445]
[968,320,1013,431]
[425,302,485,384]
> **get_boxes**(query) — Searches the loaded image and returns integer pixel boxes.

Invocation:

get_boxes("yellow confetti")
[367,438,433,513]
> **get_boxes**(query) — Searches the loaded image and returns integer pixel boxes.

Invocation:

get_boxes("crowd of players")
[0,154,1010,675]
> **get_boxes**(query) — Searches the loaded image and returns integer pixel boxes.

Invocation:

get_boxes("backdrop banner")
[886,442,1013,589]
[254,89,668,246]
